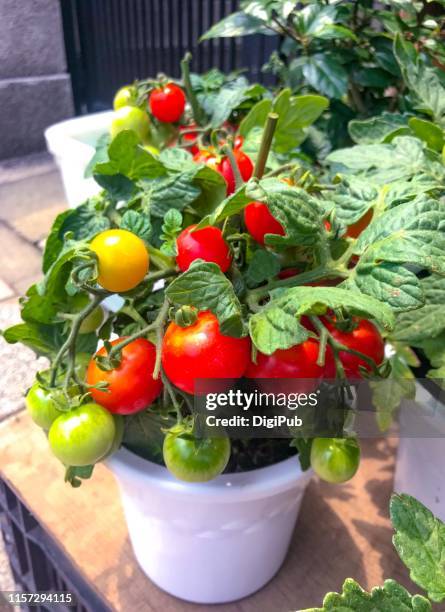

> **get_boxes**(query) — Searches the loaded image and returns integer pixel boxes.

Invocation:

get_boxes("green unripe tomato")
[310,437,360,484]
[26,383,63,430]
[70,294,104,334]
[110,106,150,143]
[163,422,231,483]
[113,85,136,110]
[48,403,115,467]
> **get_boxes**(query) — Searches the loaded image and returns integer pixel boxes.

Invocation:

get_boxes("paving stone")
[0,152,56,185]
[0,278,14,301]
[0,302,48,421]
[11,204,65,244]
[0,224,42,294]
[0,164,66,223]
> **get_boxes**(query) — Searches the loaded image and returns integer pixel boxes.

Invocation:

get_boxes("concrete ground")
[0,152,67,590]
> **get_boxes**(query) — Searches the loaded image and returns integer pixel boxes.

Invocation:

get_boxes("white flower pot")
[107,448,312,604]
[45,111,114,208]
[394,383,445,521]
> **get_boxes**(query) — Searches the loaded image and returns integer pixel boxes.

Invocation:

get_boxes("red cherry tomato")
[345,208,374,239]
[323,317,385,378]
[246,339,328,393]
[179,124,199,155]
[149,82,186,123]
[87,338,163,414]
[277,267,301,280]
[193,149,221,171]
[176,225,232,273]
[162,311,251,395]
[220,149,253,194]
[244,201,285,245]
[234,135,244,149]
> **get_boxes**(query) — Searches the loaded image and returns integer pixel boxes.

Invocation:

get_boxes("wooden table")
[0,412,420,611]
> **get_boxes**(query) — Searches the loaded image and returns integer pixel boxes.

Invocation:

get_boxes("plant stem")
[181,52,205,126]
[253,113,279,179]
[50,294,104,388]
[264,163,297,178]
[147,244,175,270]
[146,267,178,284]
[246,265,347,311]
[108,299,170,372]
[222,144,243,191]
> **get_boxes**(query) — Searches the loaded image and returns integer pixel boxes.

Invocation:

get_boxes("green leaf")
[329,176,378,226]
[93,131,166,180]
[159,209,183,257]
[166,261,245,337]
[2,321,64,358]
[245,250,280,286]
[246,178,323,247]
[353,198,445,276]
[143,170,201,218]
[391,493,445,603]
[159,147,194,171]
[349,113,409,145]
[303,577,432,611]
[93,174,135,201]
[408,118,444,152]
[123,409,175,464]
[249,286,395,354]
[65,465,95,488]
[120,210,151,241]
[302,54,348,99]
[391,275,445,344]
[42,209,73,273]
[84,133,110,178]
[209,77,254,128]
[239,99,273,137]
[294,4,336,38]
[290,438,312,471]
[200,11,271,40]
[289,95,329,128]
[201,189,250,226]
[58,198,111,242]
[344,262,425,312]
[373,36,401,76]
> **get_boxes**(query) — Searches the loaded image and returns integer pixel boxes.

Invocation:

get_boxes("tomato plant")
[48,403,116,467]
[90,229,149,293]
[163,421,231,482]
[87,338,163,415]
[113,85,137,110]
[149,83,186,123]
[162,311,251,395]
[310,437,360,484]
[7,41,445,485]
[176,225,232,272]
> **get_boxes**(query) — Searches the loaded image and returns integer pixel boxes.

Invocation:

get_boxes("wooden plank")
[0,412,418,611]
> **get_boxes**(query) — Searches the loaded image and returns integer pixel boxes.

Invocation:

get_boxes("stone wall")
[0,0,74,159]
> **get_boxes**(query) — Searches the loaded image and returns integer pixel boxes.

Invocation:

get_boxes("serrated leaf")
[120,210,151,241]
[249,286,394,354]
[391,493,445,603]
[159,209,183,256]
[42,209,73,273]
[143,170,201,218]
[59,199,111,242]
[391,275,445,344]
[93,131,166,180]
[349,113,409,145]
[210,77,253,128]
[303,577,432,611]
[245,249,280,285]
[329,176,378,226]
[159,147,194,171]
[353,198,445,276]
[343,262,424,312]
[2,321,64,358]
[246,178,323,247]
[166,261,245,337]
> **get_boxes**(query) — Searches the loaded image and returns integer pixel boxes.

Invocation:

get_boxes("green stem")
[147,244,175,270]
[146,267,178,284]
[108,299,170,374]
[264,163,297,178]
[222,145,243,191]
[246,265,347,311]
[253,113,279,179]
[181,52,205,126]
[161,370,182,422]
[50,294,104,388]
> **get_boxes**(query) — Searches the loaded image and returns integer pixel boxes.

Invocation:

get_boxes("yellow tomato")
[90,229,149,293]
[110,106,150,143]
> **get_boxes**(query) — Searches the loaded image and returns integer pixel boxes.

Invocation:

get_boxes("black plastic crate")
[0,479,110,612]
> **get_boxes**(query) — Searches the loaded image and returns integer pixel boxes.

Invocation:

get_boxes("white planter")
[394,383,445,521]
[45,111,114,208]
[107,448,312,604]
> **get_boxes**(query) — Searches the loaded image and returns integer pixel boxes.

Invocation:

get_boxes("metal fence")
[60,0,279,115]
